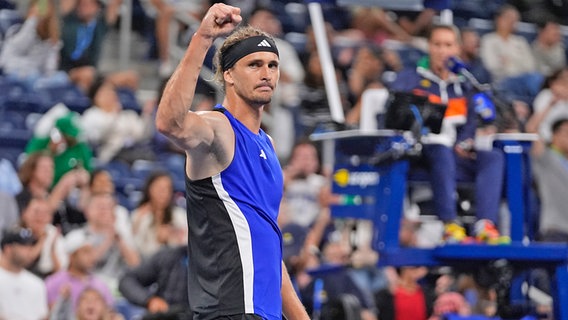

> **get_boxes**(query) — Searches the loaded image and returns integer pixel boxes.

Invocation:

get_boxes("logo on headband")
[257,40,272,47]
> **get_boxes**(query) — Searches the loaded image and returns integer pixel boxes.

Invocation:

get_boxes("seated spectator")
[26,111,93,187]
[82,78,155,165]
[479,4,537,83]
[16,151,90,234]
[0,227,49,320]
[75,287,125,320]
[20,196,68,278]
[374,266,436,320]
[300,237,378,320]
[282,141,327,228]
[527,105,568,242]
[64,193,140,293]
[84,168,132,232]
[0,0,70,89]
[131,171,187,260]
[459,27,492,85]
[530,67,568,142]
[532,20,566,77]
[428,291,471,320]
[118,245,192,320]
[59,0,139,93]
[46,230,115,315]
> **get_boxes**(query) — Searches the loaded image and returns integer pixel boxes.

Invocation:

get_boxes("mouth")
[256,83,274,91]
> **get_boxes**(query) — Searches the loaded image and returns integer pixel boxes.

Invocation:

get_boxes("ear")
[223,70,234,85]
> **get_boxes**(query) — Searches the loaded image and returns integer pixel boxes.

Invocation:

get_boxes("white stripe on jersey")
[212,173,255,313]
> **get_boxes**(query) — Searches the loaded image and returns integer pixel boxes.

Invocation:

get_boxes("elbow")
[155,117,170,136]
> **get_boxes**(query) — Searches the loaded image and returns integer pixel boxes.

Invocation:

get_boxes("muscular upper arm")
[164,111,234,180]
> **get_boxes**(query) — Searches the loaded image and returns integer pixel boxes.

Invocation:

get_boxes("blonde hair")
[212,26,274,91]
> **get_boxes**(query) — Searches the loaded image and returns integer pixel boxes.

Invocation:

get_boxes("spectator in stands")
[131,171,187,260]
[248,6,305,161]
[64,192,140,293]
[0,227,49,320]
[0,0,70,89]
[139,0,207,78]
[16,151,90,234]
[300,235,378,320]
[59,0,139,92]
[20,196,68,278]
[26,111,93,186]
[298,50,351,137]
[374,266,436,320]
[526,78,568,242]
[390,24,506,244]
[46,229,115,316]
[72,287,124,320]
[530,67,568,142]
[82,78,155,165]
[459,27,492,85]
[479,4,537,83]
[118,244,192,320]
[532,20,566,77]
[346,43,386,106]
[428,291,471,320]
[282,140,327,228]
[85,168,132,232]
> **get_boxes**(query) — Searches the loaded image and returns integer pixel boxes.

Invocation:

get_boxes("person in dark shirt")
[118,245,192,320]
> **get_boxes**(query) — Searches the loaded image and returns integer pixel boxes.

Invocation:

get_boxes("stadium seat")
[116,87,141,113]
[38,84,91,114]
[0,110,26,131]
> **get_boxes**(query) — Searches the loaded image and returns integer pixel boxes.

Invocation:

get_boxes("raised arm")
[155,4,241,152]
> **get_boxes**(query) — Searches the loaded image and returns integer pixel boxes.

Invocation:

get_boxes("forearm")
[105,0,123,25]
[281,262,309,320]
[118,274,153,306]
[155,33,213,141]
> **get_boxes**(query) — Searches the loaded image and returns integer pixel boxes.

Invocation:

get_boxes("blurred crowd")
[0,0,567,319]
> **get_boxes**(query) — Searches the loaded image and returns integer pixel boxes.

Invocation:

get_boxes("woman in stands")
[131,171,187,260]
[16,151,90,234]
[0,0,70,89]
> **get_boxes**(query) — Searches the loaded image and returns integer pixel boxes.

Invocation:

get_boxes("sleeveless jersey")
[185,106,284,319]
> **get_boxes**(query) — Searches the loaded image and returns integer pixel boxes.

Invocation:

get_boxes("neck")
[0,257,22,274]
[223,96,264,134]
[68,266,89,279]
[432,65,450,80]
[398,278,419,292]
[497,29,511,39]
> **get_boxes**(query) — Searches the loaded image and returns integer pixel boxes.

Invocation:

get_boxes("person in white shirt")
[0,227,49,320]
[480,4,537,83]
[20,196,69,278]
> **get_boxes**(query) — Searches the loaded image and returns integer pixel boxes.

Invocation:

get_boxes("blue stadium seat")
[0,110,26,131]
[116,87,141,113]
[0,146,23,169]
[99,160,132,180]
[39,84,91,114]
[0,128,32,148]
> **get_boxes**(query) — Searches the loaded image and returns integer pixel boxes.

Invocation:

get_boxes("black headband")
[221,35,279,71]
